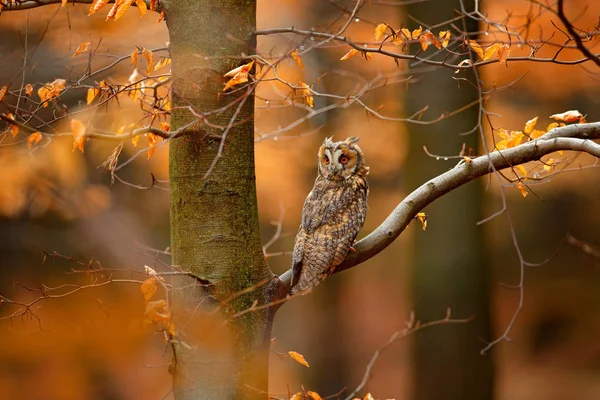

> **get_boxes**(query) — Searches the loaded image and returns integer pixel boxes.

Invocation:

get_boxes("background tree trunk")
[404,1,494,399]
[164,1,273,399]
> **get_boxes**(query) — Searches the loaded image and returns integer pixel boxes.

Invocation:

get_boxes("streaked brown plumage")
[290,136,369,294]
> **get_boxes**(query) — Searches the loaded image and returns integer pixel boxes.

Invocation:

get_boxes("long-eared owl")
[290,136,369,294]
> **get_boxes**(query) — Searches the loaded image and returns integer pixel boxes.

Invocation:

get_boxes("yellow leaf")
[516,182,528,198]
[136,0,146,16]
[88,0,109,15]
[141,277,158,304]
[363,52,372,61]
[0,86,6,102]
[142,47,155,75]
[160,122,170,132]
[497,44,510,65]
[131,49,138,68]
[419,35,429,51]
[496,129,524,150]
[288,351,309,367]
[146,132,161,159]
[375,23,387,41]
[224,60,254,77]
[543,158,555,172]
[516,164,527,178]
[71,119,86,153]
[483,43,503,61]
[530,130,546,140]
[463,156,471,163]
[166,320,176,337]
[524,116,538,134]
[62,0,67,6]
[496,127,509,140]
[439,30,451,48]
[506,131,524,148]
[411,26,423,39]
[223,61,254,91]
[86,88,99,105]
[549,110,585,123]
[468,40,483,59]
[25,84,33,96]
[400,28,411,40]
[416,212,427,231]
[340,48,358,60]
[546,122,560,131]
[72,41,91,57]
[6,113,19,138]
[291,49,304,70]
[298,82,314,108]
[423,30,441,49]
[307,391,322,400]
[154,57,171,71]
[290,393,303,400]
[37,78,67,107]
[364,394,374,400]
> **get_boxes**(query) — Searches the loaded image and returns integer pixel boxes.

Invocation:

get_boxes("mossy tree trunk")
[163,1,274,399]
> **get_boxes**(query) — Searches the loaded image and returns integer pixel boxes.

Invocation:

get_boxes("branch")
[556,0,600,67]
[0,0,155,11]
[278,122,600,290]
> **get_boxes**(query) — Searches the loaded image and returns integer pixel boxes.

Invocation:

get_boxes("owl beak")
[328,163,342,174]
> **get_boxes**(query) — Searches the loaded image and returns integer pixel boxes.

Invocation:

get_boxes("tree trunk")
[404,1,494,399]
[164,1,273,399]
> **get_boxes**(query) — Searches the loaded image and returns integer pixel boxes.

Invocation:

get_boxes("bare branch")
[278,122,600,289]
[556,0,600,67]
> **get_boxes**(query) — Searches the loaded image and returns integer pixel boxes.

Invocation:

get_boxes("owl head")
[317,136,370,180]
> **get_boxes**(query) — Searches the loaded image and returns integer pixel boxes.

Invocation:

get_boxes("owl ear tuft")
[344,136,360,145]
[323,136,334,145]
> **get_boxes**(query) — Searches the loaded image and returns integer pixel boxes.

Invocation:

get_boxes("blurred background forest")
[1,0,600,399]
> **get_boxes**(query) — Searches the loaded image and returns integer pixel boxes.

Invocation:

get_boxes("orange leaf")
[25,84,33,96]
[375,23,387,41]
[468,40,483,59]
[154,57,171,71]
[160,122,170,132]
[88,0,109,15]
[530,130,546,140]
[72,41,91,57]
[523,116,538,134]
[340,48,358,60]
[86,88,99,105]
[27,132,43,149]
[288,351,309,367]
[363,52,372,61]
[290,49,304,70]
[424,30,441,49]
[516,182,528,198]
[419,35,429,51]
[223,61,254,91]
[62,0,67,6]
[307,392,322,400]
[157,10,165,22]
[0,86,6,102]
[146,132,161,159]
[37,78,66,107]
[7,113,19,138]
[290,393,303,400]
[439,30,451,48]
[497,44,510,65]
[411,26,423,39]
[144,299,170,324]
[150,0,157,11]
[483,43,503,61]
[550,110,585,123]
[130,49,138,68]
[142,47,155,75]
[141,277,158,304]
[136,0,147,16]
[224,60,254,77]
[416,212,427,231]
[400,28,411,40]
[363,394,374,400]
[113,0,134,21]
[298,82,313,108]
[71,119,86,153]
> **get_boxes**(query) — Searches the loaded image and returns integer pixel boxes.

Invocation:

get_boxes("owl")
[290,136,369,294]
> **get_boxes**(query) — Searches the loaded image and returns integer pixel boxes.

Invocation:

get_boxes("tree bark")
[404,1,494,399]
[164,1,273,399]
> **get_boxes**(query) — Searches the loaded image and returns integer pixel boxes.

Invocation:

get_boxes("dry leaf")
[468,40,483,59]
[86,88,100,105]
[298,82,314,108]
[223,61,254,91]
[496,128,524,150]
[307,391,323,400]
[419,35,429,51]
[340,48,358,60]
[144,299,170,324]
[550,110,585,123]
[25,84,33,96]
[136,0,147,16]
[26,132,43,149]
[37,78,66,107]
[0,86,6,102]
[142,47,155,75]
[290,393,303,400]
[150,0,157,11]
[530,130,546,140]
[416,212,427,231]
[291,49,304,70]
[523,116,538,134]
[7,113,19,138]
[411,26,423,39]
[516,182,528,198]
[146,132,161,159]
[516,164,527,178]
[363,394,375,400]
[497,44,510,65]
[375,23,387,41]
[141,277,158,304]
[543,158,555,172]
[157,10,165,22]
[154,57,171,71]
[160,122,170,132]
[62,0,68,6]
[131,49,138,68]
[288,351,309,367]
[88,0,109,15]
[72,41,91,57]
[439,30,451,48]
[71,119,86,153]
[224,60,254,77]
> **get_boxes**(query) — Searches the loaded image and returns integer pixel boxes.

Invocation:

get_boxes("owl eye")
[324,155,330,164]
[339,155,349,164]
